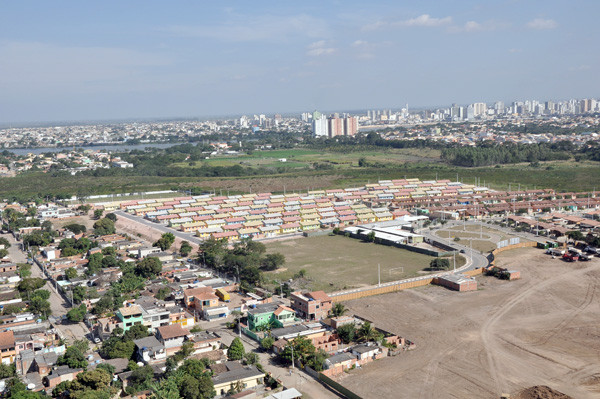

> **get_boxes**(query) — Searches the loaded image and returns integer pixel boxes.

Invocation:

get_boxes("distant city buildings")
[312,112,359,138]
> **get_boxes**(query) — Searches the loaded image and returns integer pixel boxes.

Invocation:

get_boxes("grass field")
[263,235,464,292]
[173,147,441,170]
[1,149,599,200]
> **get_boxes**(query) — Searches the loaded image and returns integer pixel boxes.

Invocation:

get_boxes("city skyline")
[1,1,599,124]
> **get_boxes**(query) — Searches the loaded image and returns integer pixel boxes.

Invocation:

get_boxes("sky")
[1,1,599,123]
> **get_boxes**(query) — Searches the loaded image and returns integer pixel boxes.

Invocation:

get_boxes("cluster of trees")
[154,232,175,251]
[336,321,383,345]
[58,237,95,257]
[1,207,42,232]
[429,258,450,270]
[93,217,116,236]
[100,325,149,360]
[198,238,285,290]
[16,278,51,318]
[0,237,11,259]
[150,358,215,399]
[277,336,328,371]
[63,223,87,235]
[441,143,571,167]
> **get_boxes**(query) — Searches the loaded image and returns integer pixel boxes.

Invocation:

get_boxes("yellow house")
[300,220,320,231]
[243,220,263,228]
[212,366,264,396]
[181,221,206,233]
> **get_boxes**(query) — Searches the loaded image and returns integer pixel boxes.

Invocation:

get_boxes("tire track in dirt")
[530,277,597,347]
[479,263,596,395]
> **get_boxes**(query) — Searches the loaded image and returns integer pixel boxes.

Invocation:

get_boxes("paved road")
[114,210,204,246]
[219,328,341,399]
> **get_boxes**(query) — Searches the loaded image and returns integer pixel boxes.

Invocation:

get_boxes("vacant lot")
[264,235,463,292]
[338,247,600,399]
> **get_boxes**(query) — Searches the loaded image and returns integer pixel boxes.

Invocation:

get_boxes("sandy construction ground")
[339,247,600,399]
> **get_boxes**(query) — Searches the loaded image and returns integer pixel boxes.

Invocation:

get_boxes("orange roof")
[307,290,331,302]
[0,330,14,350]
[157,324,188,340]
[273,305,295,316]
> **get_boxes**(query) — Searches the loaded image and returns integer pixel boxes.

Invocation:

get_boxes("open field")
[1,150,600,200]
[433,223,530,253]
[173,148,442,170]
[338,247,600,399]
[264,235,464,292]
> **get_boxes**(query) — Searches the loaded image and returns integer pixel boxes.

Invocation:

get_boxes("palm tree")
[330,303,347,318]
[357,322,380,342]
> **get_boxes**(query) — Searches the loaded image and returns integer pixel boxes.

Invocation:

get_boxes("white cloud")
[352,40,368,47]
[306,40,336,57]
[508,48,522,53]
[448,20,507,33]
[362,14,451,31]
[526,18,558,30]
[398,14,452,27]
[162,14,328,42]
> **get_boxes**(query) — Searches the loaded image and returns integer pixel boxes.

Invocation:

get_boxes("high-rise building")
[494,101,505,114]
[472,102,487,117]
[312,113,328,137]
[327,116,344,137]
[343,116,358,136]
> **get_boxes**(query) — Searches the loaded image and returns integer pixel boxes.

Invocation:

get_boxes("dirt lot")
[264,235,462,292]
[338,247,600,399]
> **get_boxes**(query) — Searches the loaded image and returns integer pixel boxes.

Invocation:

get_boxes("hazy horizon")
[2,1,598,124]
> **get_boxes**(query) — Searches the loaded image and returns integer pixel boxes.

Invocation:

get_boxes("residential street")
[219,328,341,399]
[2,233,90,343]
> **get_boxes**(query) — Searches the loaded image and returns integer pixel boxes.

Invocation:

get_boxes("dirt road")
[337,247,600,399]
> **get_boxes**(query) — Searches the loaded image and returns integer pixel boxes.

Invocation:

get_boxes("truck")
[563,253,579,262]
[215,288,230,302]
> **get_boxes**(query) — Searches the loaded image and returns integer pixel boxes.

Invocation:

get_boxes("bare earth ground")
[338,247,600,399]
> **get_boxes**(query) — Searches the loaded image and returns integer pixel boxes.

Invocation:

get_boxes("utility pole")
[378,264,381,287]
[291,345,295,370]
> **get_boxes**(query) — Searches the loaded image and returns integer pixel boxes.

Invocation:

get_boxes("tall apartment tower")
[343,116,358,136]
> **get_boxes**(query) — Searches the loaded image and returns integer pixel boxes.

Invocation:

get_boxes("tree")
[306,349,328,372]
[430,258,450,270]
[180,241,192,257]
[336,323,356,344]
[127,365,154,394]
[0,248,8,259]
[567,230,585,241]
[93,218,115,236]
[0,363,15,378]
[28,296,51,318]
[154,232,175,251]
[0,237,11,249]
[58,342,88,369]
[105,213,117,222]
[260,337,274,351]
[279,336,316,366]
[135,256,163,278]
[65,267,78,280]
[93,209,104,219]
[240,266,261,286]
[261,253,285,271]
[67,304,87,323]
[227,337,245,360]
[17,264,31,278]
[330,303,347,318]
[64,223,87,235]
[244,352,259,365]
[357,321,381,343]
[365,231,376,242]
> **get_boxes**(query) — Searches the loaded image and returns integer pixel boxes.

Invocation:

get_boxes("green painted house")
[116,304,144,331]
[247,303,297,332]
